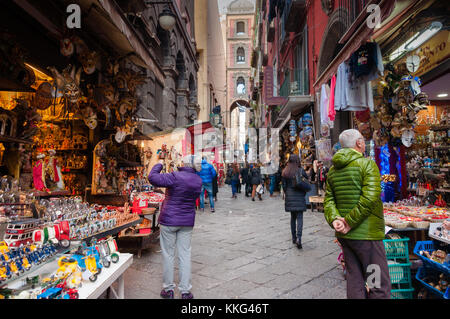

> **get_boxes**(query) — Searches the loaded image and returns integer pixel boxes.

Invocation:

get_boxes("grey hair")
[339,129,364,148]
[181,155,202,171]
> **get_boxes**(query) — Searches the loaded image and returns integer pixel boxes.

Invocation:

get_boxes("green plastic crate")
[383,238,410,262]
[388,262,412,288]
[391,288,414,299]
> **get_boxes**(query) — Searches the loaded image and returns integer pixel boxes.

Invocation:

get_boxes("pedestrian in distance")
[324,129,391,299]
[236,163,242,194]
[281,154,311,249]
[249,163,263,201]
[148,155,203,300]
[212,174,218,201]
[240,163,251,197]
[230,163,240,199]
[196,157,217,213]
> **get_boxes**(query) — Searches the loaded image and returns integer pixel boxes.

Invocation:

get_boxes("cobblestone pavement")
[118,186,347,299]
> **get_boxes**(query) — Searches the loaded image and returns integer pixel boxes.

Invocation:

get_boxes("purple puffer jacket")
[148,163,202,227]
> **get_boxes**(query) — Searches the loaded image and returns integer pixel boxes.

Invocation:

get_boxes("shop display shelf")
[391,288,414,299]
[383,238,410,262]
[0,243,76,288]
[435,188,450,193]
[428,222,450,245]
[430,125,450,131]
[413,241,450,274]
[80,217,142,243]
[415,266,449,299]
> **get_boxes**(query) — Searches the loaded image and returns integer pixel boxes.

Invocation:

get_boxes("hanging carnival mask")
[402,129,415,147]
[370,115,381,130]
[60,38,74,57]
[82,107,98,130]
[48,65,82,105]
[414,92,429,107]
[34,82,53,110]
[78,50,99,75]
[406,55,420,73]
[358,122,372,140]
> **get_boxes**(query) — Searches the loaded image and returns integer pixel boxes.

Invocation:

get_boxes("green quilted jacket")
[324,148,385,240]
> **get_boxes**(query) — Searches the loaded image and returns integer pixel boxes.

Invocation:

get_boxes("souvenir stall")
[317,1,449,297]
[0,1,161,298]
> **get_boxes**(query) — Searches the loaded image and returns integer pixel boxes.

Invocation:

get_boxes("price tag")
[385,226,392,234]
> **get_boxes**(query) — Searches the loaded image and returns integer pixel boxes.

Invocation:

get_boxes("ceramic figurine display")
[32,154,47,192]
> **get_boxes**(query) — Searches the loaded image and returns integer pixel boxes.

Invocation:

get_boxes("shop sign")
[402,30,450,77]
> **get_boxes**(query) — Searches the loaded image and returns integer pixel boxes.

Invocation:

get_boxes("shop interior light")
[404,21,442,51]
[389,21,442,61]
[437,93,448,98]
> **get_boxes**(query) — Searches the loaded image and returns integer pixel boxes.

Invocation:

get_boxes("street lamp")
[145,1,177,31]
[158,6,176,31]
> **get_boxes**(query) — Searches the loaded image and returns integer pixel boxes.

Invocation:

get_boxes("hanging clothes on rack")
[349,42,384,81]
[328,74,336,122]
[334,61,374,112]
[320,83,332,125]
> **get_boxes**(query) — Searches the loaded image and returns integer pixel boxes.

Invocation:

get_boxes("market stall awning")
[273,95,312,128]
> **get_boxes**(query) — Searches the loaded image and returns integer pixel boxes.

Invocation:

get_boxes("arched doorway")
[229,99,251,161]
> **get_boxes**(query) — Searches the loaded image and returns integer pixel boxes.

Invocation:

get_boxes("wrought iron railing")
[279,68,309,97]
[337,0,372,36]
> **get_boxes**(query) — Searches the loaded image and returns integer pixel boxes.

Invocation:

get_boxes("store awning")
[273,95,311,128]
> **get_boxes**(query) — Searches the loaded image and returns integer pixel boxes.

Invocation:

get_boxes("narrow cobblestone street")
[120,186,347,299]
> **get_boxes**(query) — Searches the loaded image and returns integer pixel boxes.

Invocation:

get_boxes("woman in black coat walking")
[281,154,311,249]
[249,163,262,201]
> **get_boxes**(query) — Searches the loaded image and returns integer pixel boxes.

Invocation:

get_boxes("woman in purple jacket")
[148,155,203,299]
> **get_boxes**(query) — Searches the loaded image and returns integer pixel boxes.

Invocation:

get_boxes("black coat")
[212,176,218,195]
[240,168,249,184]
[282,168,309,212]
[249,167,262,185]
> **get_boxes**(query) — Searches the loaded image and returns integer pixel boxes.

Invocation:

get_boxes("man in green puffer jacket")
[324,129,391,299]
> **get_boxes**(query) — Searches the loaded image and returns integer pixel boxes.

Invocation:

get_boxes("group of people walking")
[147,128,392,300]
[226,163,263,201]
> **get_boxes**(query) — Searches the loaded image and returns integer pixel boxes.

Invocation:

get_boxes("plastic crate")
[391,288,414,299]
[388,262,412,287]
[383,238,410,262]
[413,241,450,274]
[415,266,449,299]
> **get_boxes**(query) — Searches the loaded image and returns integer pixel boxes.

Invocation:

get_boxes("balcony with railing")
[337,0,377,43]
[279,68,309,97]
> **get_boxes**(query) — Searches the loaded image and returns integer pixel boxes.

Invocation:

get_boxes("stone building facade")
[113,0,199,133]
[222,0,255,128]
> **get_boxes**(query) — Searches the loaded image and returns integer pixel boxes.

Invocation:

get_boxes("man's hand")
[337,217,352,234]
[332,219,346,233]
[333,217,352,234]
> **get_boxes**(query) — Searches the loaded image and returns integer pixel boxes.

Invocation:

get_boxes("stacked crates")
[383,237,414,299]
[414,241,449,299]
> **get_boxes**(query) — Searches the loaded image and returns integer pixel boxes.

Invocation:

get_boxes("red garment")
[328,74,336,122]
